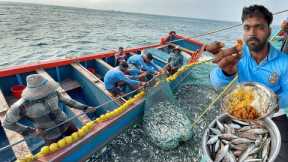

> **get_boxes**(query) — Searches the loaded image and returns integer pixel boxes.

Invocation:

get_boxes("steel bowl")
[202,113,281,162]
[221,82,278,121]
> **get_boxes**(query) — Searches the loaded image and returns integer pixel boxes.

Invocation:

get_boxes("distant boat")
[0,34,204,162]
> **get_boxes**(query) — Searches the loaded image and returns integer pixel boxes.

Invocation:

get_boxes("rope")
[169,9,288,44]
[1,8,287,154]
[192,75,238,128]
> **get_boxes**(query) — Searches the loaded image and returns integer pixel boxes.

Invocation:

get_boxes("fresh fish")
[232,138,253,145]
[232,119,250,126]
[238,144,256,162]
[224,124,235,134]
[222,151,237,162]
[262,138,271,161]
[249,146,261,155]
[214,144,229,162]
[229,123,241,129]
[230,143,249,151]
[238,132,258,140]
[246,128,268,135]
[207,135,219,145]
[216,119,225,132]
[214,140,220,152]
[238,126,252,132]
[219,133,238,140]
[244,159,262,162]
[210,127,221,135]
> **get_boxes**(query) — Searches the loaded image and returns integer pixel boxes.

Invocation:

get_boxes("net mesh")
[143,74,193,150]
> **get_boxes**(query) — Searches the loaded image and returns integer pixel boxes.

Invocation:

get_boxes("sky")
[1,0,287,24]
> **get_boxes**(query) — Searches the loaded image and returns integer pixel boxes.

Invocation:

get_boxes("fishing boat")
[0,34,204,162]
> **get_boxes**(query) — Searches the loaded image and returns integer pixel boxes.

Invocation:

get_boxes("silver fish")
[246,128,268,135]
[222,151,237,162]
[238,126,252,132]
[219,133,238,140]
[230,143,249,151]
[210,127,221,135]
[232,138,253,145]
[214,144,229,162]
[244,159,262,162]
[249,146,261,155]
[239,144,256,162]
[216,119,225,132]
[207,135,219,145]
[262,138,271,161]
[229,123,241,129]
[214,140,220,152]
[232,119,250,126]
[238,132,258,140]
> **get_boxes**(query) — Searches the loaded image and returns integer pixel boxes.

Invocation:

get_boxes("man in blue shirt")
[209,5,288,162]
[127,53,160,78]
[104,61,145,97]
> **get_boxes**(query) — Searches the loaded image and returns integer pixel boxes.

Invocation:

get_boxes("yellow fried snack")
[226,86,260,120]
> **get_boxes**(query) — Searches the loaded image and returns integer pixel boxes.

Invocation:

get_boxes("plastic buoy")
[49,143,59,152]
[64,136,73,145]
[57,139,67,148]
[40,146,50,155]
[71,132,79,141]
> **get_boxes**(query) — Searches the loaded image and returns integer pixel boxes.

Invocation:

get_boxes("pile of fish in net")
[143,101,193,150]
[87,84,221,162]
[205,117,271,162]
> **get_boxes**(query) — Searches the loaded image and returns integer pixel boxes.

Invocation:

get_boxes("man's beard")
[246,36,268,52]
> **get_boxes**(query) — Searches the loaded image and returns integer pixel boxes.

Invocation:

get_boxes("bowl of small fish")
[202,113,281,162]
[221,82,278,121]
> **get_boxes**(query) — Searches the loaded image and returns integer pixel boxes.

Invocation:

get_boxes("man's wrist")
[222,69,236,77]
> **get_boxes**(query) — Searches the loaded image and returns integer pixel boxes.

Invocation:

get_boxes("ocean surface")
[0,2,282,162]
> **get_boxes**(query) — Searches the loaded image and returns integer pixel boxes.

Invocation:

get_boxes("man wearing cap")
[104,61,145,97]
[165,46,184,75]
[208,5,288,161]
[3,74,94,144]
[127,53,160,76]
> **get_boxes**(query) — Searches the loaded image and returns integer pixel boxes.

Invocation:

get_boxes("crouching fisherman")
[3,74,95,144]
[164,46,184,75]
[104,61,145,97]
[127,53,160,80]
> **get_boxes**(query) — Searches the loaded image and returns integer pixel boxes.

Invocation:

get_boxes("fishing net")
[143,74,193,150]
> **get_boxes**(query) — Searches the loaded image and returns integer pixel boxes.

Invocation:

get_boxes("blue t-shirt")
[127,54,159,74]
[104,67,140,90]
[210,44,288,109]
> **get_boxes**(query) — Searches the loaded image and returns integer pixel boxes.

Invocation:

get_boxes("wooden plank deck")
[36,69,91,124]
[0,89,32,160]
[94,59,113,70]
[71,63,126,105]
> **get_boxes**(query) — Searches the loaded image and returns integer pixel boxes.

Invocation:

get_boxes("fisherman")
[208,5,288,162]
[163,31,177,43]
[127,52,160,79]
[3,74,94,145]
[279,17,288,53]
[114,47,130,66]
[104,61,145,97]
[165,46,184,75]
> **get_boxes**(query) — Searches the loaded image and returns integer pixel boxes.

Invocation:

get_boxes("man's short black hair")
[119,47,124,50]
[146,53,154,60]
[169,31,176,35]
[241,5,273,25]
[119,61,129,69]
